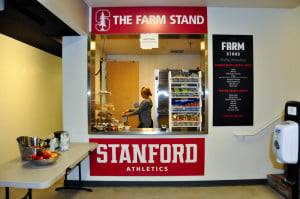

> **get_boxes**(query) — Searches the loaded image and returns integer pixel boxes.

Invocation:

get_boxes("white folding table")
[0,142,97,199]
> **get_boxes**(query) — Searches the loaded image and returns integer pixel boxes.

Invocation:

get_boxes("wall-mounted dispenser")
[272,101,300,199]
[273,121,298,164]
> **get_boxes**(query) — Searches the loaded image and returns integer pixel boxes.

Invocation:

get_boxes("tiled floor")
[0,178,284,199]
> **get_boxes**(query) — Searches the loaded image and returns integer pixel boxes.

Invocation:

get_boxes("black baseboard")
[65,179,267,187]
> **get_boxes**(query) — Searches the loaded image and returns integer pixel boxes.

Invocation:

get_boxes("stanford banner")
[89,138,205,176]
[213,35,253,126]
[91,7,207,34]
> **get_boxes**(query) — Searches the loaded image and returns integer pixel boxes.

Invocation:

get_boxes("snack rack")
[168,70,202,131]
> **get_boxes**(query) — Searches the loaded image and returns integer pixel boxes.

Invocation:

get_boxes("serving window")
[87,34,208,134]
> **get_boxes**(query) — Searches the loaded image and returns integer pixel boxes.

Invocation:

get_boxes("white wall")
[0,34,62,164]
[296,6,300,99]
[66,7,300,181]
[205,7,300,180]
[62,36,89,142]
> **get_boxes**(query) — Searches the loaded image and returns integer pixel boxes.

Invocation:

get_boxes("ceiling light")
[200,41,205,50]
[90,41,96,50]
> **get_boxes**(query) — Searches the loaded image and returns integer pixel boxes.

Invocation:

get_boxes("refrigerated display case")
[168,70,202,131]
[154,69,169,128]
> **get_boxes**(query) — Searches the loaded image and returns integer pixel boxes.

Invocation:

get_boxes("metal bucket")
[16,136,46,161]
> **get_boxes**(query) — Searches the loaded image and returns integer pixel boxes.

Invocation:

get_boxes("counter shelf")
[89,128,206,135]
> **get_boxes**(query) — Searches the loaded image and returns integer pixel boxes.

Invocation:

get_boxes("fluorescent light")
[90,41,96,50]
[200,41,205,50]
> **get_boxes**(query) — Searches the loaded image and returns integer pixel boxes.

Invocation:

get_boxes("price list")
[213,35,253,126]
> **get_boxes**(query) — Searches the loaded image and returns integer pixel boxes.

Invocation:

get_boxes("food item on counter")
[31,154,37,159]
[31,150,58,160]
[43,150,52,159]
[172,113,200,122]
[171,70,199,78]
[32,152,44,160]
[51,152,58,158]
[37,150,44,157]
[37,155,44,160]
[125,126,131,130]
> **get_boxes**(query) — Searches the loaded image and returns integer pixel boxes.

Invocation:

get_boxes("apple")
[43,150,52,159]
[37,150,44,157]
[37,155,44,160]
[31,154,37,160]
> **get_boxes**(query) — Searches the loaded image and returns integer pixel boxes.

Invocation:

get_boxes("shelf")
[171,81,199,84]
[171,96,200,98]
[169,70,202,131]
[171,77,199,82]
[172,107,201,109]
[171,85,199,88]
[172,121,201,123]
[172,111,200,114]
[172,92,199,94]
[172,121,201,126]
[171,108,201,113]
[171,93,199,95]
[172,123,201,127]
[172,126,201,128]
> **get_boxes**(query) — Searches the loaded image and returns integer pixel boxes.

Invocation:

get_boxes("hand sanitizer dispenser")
[271,101,300,199]
[273,121,299,164]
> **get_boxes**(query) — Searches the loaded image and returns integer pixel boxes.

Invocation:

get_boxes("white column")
[62,36,88,142]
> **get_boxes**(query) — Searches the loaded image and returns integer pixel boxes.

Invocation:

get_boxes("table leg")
[55,162,92,192]
[5,187,32,199]
[22,189,32,199]
[5,187,9,199]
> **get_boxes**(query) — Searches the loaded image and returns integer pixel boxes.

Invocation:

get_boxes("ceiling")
[1,0,300,57]
[83,0,300,8]
[0,0,78,57]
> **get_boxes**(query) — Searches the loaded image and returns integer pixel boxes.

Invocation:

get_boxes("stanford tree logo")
[95,9,110,32]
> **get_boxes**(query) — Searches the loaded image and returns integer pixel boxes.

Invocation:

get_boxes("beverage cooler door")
[154,69,169,128]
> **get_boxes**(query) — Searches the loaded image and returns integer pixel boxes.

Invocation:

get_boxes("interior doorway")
[107,61,139,128]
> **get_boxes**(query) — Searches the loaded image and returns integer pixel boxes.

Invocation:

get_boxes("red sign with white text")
[91,7,207,34]
[89,138,205,176]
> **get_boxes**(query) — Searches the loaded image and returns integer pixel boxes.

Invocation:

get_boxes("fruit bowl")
[31,151,59,166]
[17,136,49,161]
[31,156,59,166]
